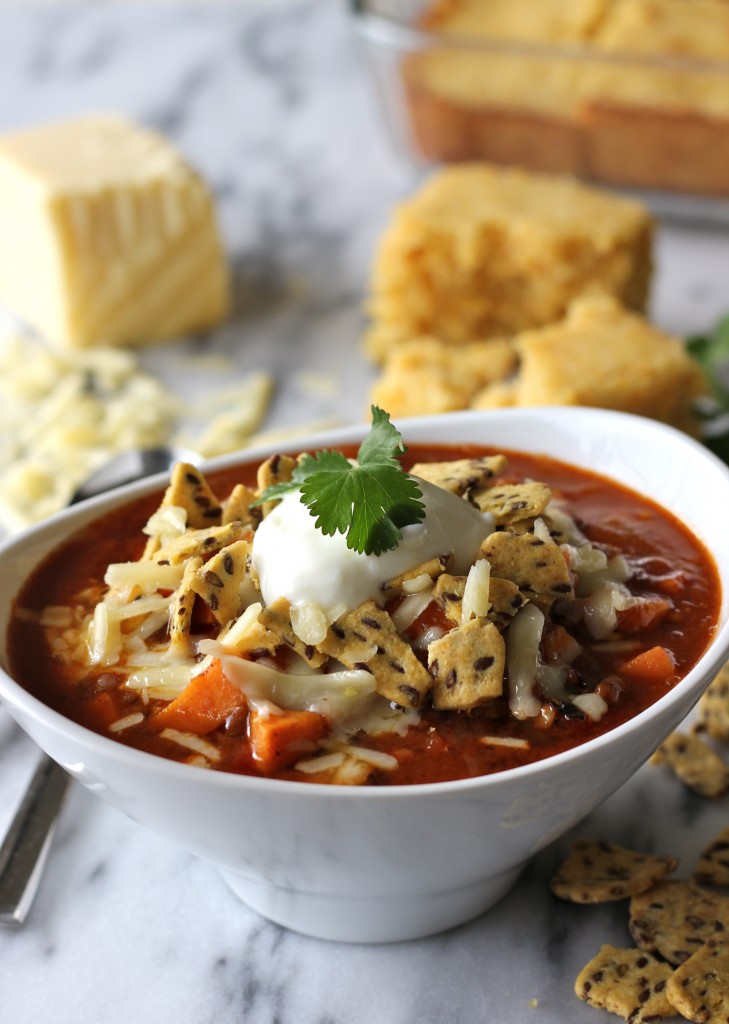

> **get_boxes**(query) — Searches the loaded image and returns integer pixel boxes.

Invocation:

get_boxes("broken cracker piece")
[666,938,729,1023]
[409,456,507,496]
[472,481,551,525]
[695,661,729,742]
[222,483,261,528]
[629,879,729,965]
[574,944,674,1022]
[258,597,328,668]
[169,555,203,650]
[550,838,677,904]
[480,530,573,610]
[319,599,432,709]
[256,453,297,517]
[428,617,505,711]
[432,573,466,626]
[155,521,247,566]
[161,463,222,529]
[695,825,729,888]
[486,576,526,629]
[381,555,449,598]
[651,731,729,799]
[188,540,251,625]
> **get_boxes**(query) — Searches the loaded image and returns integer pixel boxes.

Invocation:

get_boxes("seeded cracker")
[695,825,729,888]
[169,555,203,650]
[486,576,526,628]
[256,453,297,517]
[161,463,223,529]
[258,598,327,668]
[471,481,551,525]
[408,456,507,496]
[381,555,449,598]
[433,573,466,626]
[695,661,729,742]
[629,879,729,964]
[651,731,729,799]
[318,599,432,708]
[480,530,573,610]
[155,522,247,566]
[428,618,505,711]
[222,483,261,529]
[666,938,729,1023]
[550,839,678,904]
[189,540,251,625]
[574,944,674,1022]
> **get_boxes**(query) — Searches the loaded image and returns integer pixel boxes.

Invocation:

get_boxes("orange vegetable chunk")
[619,645,676,684]
[249,707,328,774]
[152,657,246,735]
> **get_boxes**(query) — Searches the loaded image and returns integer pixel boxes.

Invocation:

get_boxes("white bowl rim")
[2,406,729,802]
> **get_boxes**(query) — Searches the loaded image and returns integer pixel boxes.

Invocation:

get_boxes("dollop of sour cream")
[252,477,493,622]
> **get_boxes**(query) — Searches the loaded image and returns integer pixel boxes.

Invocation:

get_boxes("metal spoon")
[0,445,199,926]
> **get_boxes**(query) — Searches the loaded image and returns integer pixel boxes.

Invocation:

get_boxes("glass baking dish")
[351,0,729,223]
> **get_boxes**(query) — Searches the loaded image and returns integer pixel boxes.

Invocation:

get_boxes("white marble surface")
[1,3,729,1022]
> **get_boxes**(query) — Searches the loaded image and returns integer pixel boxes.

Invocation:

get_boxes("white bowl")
[1,408,729,943]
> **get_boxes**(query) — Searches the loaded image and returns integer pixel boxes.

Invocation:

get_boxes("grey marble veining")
[1,3,729,1023]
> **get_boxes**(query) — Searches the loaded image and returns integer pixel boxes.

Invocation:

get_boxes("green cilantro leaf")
[254,407,425,555]
[687,314,729,414]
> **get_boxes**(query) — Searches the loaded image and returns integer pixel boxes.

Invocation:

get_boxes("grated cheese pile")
[0,331,275,533]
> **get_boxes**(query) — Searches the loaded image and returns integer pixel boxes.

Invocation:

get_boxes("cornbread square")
[475,295,708,435]
[0,114,230,347]
[369,336,516,417]
[364,164,652,361]
[582,0,729,195]
[404,0,605,169]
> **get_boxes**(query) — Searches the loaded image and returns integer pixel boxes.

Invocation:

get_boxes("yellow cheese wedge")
[0,114,231,347]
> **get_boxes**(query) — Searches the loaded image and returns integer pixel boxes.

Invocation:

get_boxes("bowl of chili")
[0,406,728,942]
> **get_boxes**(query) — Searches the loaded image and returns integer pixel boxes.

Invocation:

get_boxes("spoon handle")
[0,755,71,925]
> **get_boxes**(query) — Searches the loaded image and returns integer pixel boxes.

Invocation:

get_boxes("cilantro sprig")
[255,407,425,556]
[686,315,729,462]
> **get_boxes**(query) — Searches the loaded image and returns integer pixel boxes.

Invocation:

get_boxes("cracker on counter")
[574,944,674,1022]
[409,456,507,496]
[169,555,203,651]
[666,938,729,1023]
[258,597,328,669]
[381,555,449,599]
[550,838,678,904]
[695,661,729,743]
[319,599,432,709]
[428,617,505,711]
[695,825,729,888]
[629,879,729,965]
[651,731,729,799]
[222,483,261,529]
[189,540,251,625]
[161,462,223,529]
[480,530,574,610]
[154,521,247,566]
[471,481,551,525]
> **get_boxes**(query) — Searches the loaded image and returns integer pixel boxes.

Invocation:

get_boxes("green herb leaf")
[255,407,425,555]
[687,314,729,413]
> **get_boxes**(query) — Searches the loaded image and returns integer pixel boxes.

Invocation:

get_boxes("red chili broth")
[6,443,721,785]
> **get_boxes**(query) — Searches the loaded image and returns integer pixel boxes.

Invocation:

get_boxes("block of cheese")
[0,114,230,347]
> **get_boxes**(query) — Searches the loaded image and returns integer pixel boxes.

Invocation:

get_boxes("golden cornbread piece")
[0,114,230,348]
[365,164,652,361]
[404,0,606,171]
[369,336,517,417]
[477,296,708,435]
[583,0,729,195]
